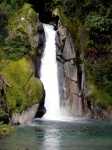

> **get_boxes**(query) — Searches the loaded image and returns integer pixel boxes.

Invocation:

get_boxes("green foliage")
[0,2,9,45]
[0,1,12,16]
[52,0,62,5]
[63,0,81,20]
[0,122,14,138]
[6,2,38,61]
[87,87,112,107]
[108,44,112,53]
[6,35,30,60]
[63,0,112,35]
[63,0,112,20]
[0,0,24,17]
[0,0,25,46]
[6,0,24,12]
[58,7,80,46]
[60,0,112,107]
[84,59,112,97]
[85,12,112,33]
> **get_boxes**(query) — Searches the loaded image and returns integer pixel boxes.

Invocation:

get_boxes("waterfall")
[40,24,60,120]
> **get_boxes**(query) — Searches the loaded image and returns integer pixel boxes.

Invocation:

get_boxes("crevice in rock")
[34,85,46,118]
[0,74,11,123]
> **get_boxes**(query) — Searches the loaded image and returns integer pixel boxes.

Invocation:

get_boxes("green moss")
[0,111,5,117]
[0,2,43,119]
[58,7,89,54]
[5,2,40,61]
[24,77,43,107]
[0,47,7,60]
[87,85,112,108]
[6,35,30,60]
[1,58,43,114]
[84,58,112,96]
[0,122,14,138]
[15,26,28,35]
[58,7,75,36]
[26,6,39,26]
[8,2,39,32]
[21,3,32,10]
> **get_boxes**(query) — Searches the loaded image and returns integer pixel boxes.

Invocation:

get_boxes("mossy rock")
[8,3,39,32]
[1,57,43,114]
[0,2,44,121]
[7,2,42,51]
[87,84,112,108]
[58,6,89,53]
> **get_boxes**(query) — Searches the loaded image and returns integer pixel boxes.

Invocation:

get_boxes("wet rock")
[56,24,83,117]
[10,104,39,125]
[35,106,46,118]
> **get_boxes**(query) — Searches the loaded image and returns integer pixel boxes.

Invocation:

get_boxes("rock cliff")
[56,23,84,117]
[0,3,45,124]
[55,7,112,121]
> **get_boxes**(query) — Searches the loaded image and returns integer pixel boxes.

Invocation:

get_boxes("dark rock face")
[36,26,45,78]
[26,0,53,23]
[0,74,10,124]
[35,106,46,118]
[0,114,9,124]
[26,0,52,12]
[35,86,46,118]
[26,0,59,24]
[56,26,84,117]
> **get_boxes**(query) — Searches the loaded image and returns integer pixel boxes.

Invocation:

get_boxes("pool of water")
[0,118,112,150]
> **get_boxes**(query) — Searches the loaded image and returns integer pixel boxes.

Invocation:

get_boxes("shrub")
[0,2,10,45]
[52,0,62,5]
[85,12,112,33]
[0,122,14,138]
[6,0,24,12]
[6,35,30,60]
[87,88,112,107]
[84,60,112,96]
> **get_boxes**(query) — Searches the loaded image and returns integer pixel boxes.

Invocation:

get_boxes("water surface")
[0,118,112,150]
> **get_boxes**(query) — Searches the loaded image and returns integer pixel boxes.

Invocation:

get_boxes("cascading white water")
[40,24,60,120]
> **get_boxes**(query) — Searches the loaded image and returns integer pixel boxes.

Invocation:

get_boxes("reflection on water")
[0,119,112,150]
[43,127,60,150]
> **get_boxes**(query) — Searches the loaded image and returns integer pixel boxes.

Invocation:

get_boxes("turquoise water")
[0,118,112,150]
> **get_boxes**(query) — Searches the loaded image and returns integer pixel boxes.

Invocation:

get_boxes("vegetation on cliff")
[0,1,44,123]
[53,0,112,108]
[0,122,14,138]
